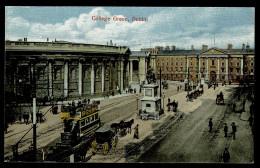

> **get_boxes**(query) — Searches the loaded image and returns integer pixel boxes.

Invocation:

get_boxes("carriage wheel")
[91,141,98,154]
[102,142,109,155]
[111,136,118,150]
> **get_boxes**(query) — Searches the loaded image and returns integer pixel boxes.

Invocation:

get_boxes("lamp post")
[163,92,165,110]
[18,79,22,121]
[136,94,138,110]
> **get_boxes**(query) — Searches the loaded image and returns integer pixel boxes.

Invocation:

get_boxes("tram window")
[86,117,89,124]
[95,113,99,120]
[90,115,94,122]
[81,119,85,127]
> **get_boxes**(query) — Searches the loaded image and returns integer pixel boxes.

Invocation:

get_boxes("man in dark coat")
[223,147,230,163]
[224,123,228,137]
[134,124,139,139]
[231,122,237,140]
[209,118,213,133]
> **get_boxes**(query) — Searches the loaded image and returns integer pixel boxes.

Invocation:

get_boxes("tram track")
[116,86,232,162]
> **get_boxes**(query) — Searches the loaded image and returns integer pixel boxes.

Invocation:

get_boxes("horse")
[119,119,134,134]
[77,144,87,162]
[111,122,120,134]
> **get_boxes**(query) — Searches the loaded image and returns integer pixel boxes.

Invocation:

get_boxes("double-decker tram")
[59,101,101,147]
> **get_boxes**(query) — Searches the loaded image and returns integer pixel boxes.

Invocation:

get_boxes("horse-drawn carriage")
[91,124,118,155]
[186,89,203,102]
[216,92,224,105]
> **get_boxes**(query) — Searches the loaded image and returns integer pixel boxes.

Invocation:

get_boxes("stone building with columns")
[5,40,130,102]
[156,45,255,84]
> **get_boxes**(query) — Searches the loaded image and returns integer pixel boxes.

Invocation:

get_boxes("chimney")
[191,45,194,50]
[242,43,245,51]
[227,44,232,50]
[165,46,170,51]
[202,45,208,50]
[246,43,250,51]
[172,45,176,51]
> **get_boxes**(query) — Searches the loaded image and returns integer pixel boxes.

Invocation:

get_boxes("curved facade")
[5,41,130,101]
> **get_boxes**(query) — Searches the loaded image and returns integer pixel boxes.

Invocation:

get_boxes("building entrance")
[210,71,217,83]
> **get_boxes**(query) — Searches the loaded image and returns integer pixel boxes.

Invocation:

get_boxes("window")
[251,69,254,73]
[190,61,192,66]
[203,62,205,66]
[251,62,254,66]
[212,60,215,66]
[95,113,99,120]
[81,119,85,127]
[236,68,240,73]
[90,115,94,122]
[86,117,89,124]
[222,68,224,73]
[222,62,224,66]
[175,62,178,66]
[180,62,183,66]
[146,104,151,107]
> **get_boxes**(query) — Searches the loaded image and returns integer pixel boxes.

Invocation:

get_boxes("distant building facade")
[155,44,255,83]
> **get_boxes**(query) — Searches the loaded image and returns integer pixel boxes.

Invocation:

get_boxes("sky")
[5,7,255,51]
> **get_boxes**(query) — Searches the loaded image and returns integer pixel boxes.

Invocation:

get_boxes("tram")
[59,101,101,147]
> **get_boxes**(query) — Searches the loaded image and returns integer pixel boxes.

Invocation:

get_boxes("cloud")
[5,7,254,50]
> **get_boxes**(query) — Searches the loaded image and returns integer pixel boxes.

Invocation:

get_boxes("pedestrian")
[134,124,139,139]
[168,98,170,103]
[248,116,253,127]
[209,118,213,133]
[232,103,236,112]
[177,86,179,91]
[72,100,75,107]
[5,122,8,134]
[222,147,230,163]
[224,123,228,137]
[231,122,237,140]
[242,99,246,111]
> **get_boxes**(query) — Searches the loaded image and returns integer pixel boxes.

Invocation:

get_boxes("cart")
[91,124,118,155]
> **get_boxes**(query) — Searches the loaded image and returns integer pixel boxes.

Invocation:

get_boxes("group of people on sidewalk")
[208,118,237,163]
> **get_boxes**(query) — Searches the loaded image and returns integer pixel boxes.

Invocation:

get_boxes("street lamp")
[18,79,23,121]
[162,92,165,110]
[136,94,138,110]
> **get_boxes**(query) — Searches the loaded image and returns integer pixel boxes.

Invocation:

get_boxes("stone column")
[205,57,209,81]
[78,61,82,97]
[91,61,95,95]
[217,57,220,81]
[120,60,124,92]
[130,60,133,83]
[225,57,228,82]
[48,61,53,98]
[185,56,189,81]
[198,57,201,79]
[64,61,69,97]
[240,57,243,76]
[126,61,129,85]
[101,62,105,93]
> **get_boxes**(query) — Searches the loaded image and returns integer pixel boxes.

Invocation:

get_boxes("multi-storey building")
[155,44,255,83]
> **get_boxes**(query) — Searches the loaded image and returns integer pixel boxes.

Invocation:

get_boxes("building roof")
[130,51,149,57]
[157,48,254,56]
[157,50,202,56]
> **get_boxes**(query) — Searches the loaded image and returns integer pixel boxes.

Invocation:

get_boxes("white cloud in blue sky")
[5,7,254,50]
